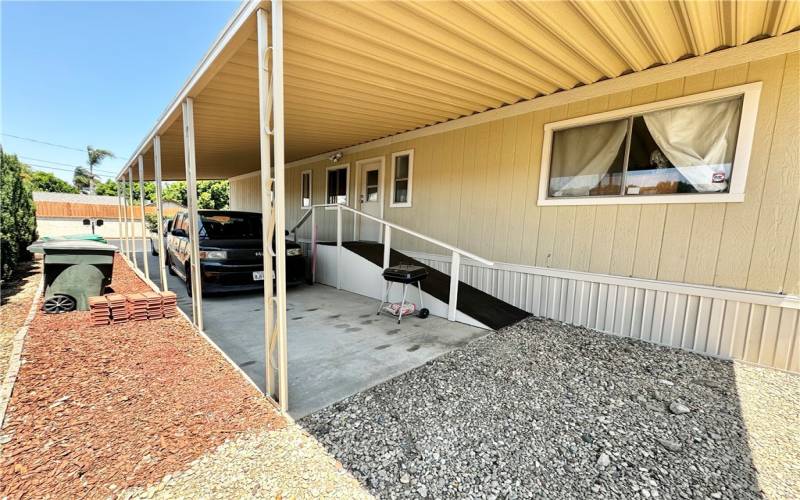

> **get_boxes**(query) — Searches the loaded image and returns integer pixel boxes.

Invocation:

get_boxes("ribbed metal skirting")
[409,251,799,373]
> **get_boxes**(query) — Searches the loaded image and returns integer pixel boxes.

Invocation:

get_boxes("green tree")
[197,180,229,209]
[94,178,118,196]
[1,151,37,280]
[162,181,187,206]
[29,171,79,193]
[86,146,114,194]
[161,180,229,209]
[73,166,94,193]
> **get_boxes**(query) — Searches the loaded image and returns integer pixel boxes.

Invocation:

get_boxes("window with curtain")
[391,150,413,207]
[326,166,348,204]
[546,95,744,199]
[300,170,312,209]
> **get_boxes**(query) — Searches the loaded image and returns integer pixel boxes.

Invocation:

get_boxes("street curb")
[0,275,44,434]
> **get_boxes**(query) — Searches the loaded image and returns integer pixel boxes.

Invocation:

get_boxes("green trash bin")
[27,240,118,313]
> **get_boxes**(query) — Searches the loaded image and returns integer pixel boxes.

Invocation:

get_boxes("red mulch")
[0,253,284,499]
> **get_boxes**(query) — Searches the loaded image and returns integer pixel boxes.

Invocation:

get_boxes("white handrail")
[290,204,494,266]
[289,203,495,323]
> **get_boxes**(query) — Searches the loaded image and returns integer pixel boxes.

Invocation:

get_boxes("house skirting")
[404,250,799,374]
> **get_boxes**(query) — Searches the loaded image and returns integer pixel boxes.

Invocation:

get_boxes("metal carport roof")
[120,0,799,181]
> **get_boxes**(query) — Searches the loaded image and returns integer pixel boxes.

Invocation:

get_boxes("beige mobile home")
[114,1,800,411]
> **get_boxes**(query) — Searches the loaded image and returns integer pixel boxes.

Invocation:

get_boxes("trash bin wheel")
[43,294,77,314]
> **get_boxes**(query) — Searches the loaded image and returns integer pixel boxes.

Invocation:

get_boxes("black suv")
[166,210,305,295]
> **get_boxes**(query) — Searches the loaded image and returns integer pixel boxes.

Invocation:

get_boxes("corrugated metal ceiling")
[131,0,799,180]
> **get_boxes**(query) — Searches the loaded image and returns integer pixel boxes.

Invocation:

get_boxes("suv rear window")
[199,214,262,239]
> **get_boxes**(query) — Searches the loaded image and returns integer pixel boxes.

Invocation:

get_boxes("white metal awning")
[121,0,799,181]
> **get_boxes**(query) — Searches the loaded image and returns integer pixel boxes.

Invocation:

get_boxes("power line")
[2,133,87,152]
[17,155,116,175]
[26,163,112,179]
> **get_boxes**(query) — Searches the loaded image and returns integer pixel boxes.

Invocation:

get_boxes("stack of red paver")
[161,291,178,318]
[144,291,163,319]
[127,294,149,321]
[107,294,128,324]
[88,296,110,326]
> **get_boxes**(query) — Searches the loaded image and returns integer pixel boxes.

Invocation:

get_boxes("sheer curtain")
[550,119,628,196]
[643,98,742,192]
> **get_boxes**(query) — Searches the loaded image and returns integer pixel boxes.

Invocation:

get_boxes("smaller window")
[390,150,414,207]
[326,165,349,205]
[365,170,379,202]
[300,170,312,209]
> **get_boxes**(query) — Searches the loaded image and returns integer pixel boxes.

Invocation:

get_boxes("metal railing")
[290,203,494,321]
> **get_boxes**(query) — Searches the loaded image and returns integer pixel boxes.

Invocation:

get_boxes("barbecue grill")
[377,264,430,323]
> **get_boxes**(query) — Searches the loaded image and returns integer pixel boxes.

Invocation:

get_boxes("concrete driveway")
[115,241,487,418]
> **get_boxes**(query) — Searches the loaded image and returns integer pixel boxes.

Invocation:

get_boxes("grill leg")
[377,281,392,315]
[417,281,424,309]
[397,283,408,324]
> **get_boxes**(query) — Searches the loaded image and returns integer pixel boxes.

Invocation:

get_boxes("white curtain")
[643,98,742,192]
[550,120,628,196]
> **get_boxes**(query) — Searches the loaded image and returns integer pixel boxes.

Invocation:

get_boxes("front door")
[359,160,382,241]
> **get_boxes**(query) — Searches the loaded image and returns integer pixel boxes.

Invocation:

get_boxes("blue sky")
[1,1,238,182]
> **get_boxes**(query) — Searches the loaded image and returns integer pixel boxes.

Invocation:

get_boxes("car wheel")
[185,264,193,297]
[167,254,176,276]
[151,241,157,256]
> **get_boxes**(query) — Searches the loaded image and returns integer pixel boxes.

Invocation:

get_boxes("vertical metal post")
[271,0,289,410]
[117,182,127,258]
[310,207,317,283]
[138,155,150,281]
[257,7,277,400]
[128,168,138,269]
[336,204,342,290]
[383,225,392,269]
[123,179,131,258]
[153,136,169,291]
[448,251,461,321]
[182,98,204,331]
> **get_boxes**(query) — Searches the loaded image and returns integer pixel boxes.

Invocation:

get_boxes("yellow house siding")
[229,174,261,212]
[254,52,799,296]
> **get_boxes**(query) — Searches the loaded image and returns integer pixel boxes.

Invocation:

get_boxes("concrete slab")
[123,245,488,418]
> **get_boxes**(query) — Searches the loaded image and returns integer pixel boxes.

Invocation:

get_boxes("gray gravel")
[300,317,798,499]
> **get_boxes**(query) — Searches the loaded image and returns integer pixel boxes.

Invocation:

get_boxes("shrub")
[1,151,38,280]
[144,213,159,233]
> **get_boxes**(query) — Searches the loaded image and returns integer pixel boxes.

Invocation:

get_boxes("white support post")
[336,204,342,290]
[123,180,131,258]
[271,0,289,410]
[138,156,150,281]
[383,225,392,269]
[259,5,289,409]
[153,136,168,291]
[310,207,317,283]
[118,182,128,258]
[128,169,138,269]
[257,7,276,400]
[182,98,204,331]
[448,251,461,321]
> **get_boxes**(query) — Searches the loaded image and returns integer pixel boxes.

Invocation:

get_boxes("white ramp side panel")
[315,244,489,330]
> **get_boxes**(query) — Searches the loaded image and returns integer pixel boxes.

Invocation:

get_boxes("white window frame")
[390,149,414,208]
[537,82,762,206]
[300,169,312,210]
[325,163,349,206]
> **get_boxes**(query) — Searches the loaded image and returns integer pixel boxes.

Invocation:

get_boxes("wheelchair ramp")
[315,241,529,330]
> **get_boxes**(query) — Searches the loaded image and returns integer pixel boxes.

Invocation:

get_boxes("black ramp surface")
[332,241,530,330]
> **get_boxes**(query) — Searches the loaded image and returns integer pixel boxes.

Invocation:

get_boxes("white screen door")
[359,160,382,241]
